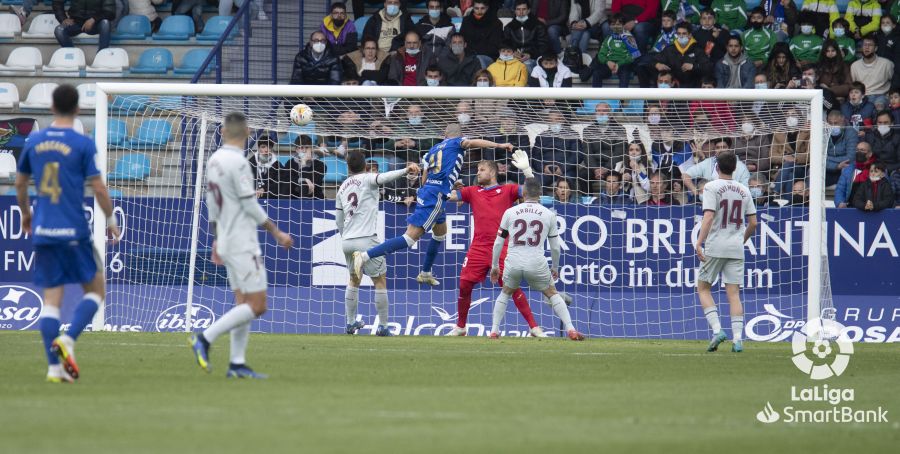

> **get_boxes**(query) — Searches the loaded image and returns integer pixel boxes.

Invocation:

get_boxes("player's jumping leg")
[698,280,727,352]
[417,222,447,286]
[39,287,69,383]
[354,225,424,278]
[542,286,583,341]
[725,283,745,352]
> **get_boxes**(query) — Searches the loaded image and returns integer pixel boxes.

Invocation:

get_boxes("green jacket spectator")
[790,31,824,63]
[661,0,703,24]
[741,26,776,64]
[597,32,639,65]
[711,0,748,31]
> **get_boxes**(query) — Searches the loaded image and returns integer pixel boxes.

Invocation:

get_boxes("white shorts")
[698,257,744,286]
[222,252,268,293]
[502,260,553,292]
[343,236,386,278]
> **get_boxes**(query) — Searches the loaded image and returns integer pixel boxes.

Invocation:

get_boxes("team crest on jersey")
[311,210,385,286]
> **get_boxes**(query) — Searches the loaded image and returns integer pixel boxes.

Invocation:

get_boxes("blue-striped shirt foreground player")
[15,84,120,383]
[190,112,294,379]
[352,123,514,285]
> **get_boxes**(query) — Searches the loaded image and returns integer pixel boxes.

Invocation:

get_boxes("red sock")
[511,289,537,329]
[457,280,476,329]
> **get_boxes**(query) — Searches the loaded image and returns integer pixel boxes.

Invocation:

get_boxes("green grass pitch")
[1,332,898,453]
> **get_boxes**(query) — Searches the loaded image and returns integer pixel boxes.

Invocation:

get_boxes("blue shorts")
[33,239,100,288]
[406,185,446,231]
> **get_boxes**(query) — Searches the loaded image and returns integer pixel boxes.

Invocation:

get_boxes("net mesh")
[101,89,832,337]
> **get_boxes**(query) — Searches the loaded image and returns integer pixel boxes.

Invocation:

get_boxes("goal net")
[93,84,830,339]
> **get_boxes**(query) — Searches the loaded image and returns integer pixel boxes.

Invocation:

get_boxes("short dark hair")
[871,161,887,172]
[515,0,529,7]
[876,110,893,122]
[832,17,850,28]
[701,76,717,87]
[714,136,732,147]
[295,135,314,147]
[850,81,866,94]
[606,170,623,182]
[608,12,625,25]
[717,151,738,175]
[52,84,79,116]
[523,177,541,198]
[330,2,346,11]
[675,21,692,33]
[662,10,677,21]
[425,65,443,76]
[347,149,366,174]
[540,52,558,62]
[477,159,498,175]
[861,33,878,45]
[727,35,743,47]
[749,6,765,17]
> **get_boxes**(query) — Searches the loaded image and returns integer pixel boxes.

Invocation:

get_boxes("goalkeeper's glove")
[511,149,534,179]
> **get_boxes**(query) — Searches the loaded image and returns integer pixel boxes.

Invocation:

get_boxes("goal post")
[92,83,829,336]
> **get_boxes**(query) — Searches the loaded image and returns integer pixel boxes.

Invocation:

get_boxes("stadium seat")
[111,15,152,40]
[77,83,97,109]
[0,47,42,74]
[621,99,644,116]
[157,95,184,111]
[367,156,391,173]
[123,119,172,149]
[354,16,369,39]
[107,119,128,145]
[451,17,462,31]
[42,47,86,75]
[321,156,348,184]
[539,195,554,206]
[19,83,58,109]
[410,15,422,24]
[108,188,124,198]
[576,100,603,115]
[108,153,151,180]
[130,48,174,74]
[0,83,19,108]
[196,16,238,42]
[0,152,17,180]
[277,124,317,146]
[173,49,215,75]
[153,15,195,40]
[110,95,150,114]
[499,17,512,28]
[21,14,59,38]
[276,155,291,166]
[86,47,129,74]
[0,13,22,38]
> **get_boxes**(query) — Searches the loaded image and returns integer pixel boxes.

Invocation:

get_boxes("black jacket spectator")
[415,11,454,56]
[582,120,628,171]
[692,27,730,63]
[851,178,895,211]
[529,0,569,30]
[875,25,900,90]
[653,39,711,88]
[362,8,416,52]
[53,0,115,23]
[283,157,327,199]
[865,128,900,173]
[503,15,550,59]
[437,47,481,87]
[460,11,504,59]
[290,44,342,85]
[247,155,287,199]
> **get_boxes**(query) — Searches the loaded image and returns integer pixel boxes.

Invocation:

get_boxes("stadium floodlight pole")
[807,90,825,323]
[183,115,209,332]
[91,86,110,331]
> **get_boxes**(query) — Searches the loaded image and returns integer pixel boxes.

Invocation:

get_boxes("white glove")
[510,149,534,178]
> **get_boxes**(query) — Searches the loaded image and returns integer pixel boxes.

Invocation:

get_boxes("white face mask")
[883,25,894,34]
[476,80,489,87]
[457,113,470,124]
[742,122,755,134]
[550,124,562,133]
[877,125,891,135]
[648,114,661,125]
[870,174,883,182]
[755,82,768,89]
[516,15,528,23]
[312,42,326,53]
[786,116,799,128]
[801,25,813,34]
[426,78,439,86]
[750,187,763,198]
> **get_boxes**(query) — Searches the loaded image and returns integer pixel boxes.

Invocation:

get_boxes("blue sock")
[422,236,444,273]
[40,309,60,365]
[367,235,412,259]
[67,294,100,340]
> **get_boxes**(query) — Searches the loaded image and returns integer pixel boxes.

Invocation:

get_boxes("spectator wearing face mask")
[865,110,900,173]
[823,109,858,187]
[421,65,446,86]
[749,173,775,207]
[362,0,416,53]
[291,31,343,85]
[875,15,899,62]
[652,22,710,88]
[851,35,895,99]
[598,170,632,205]
[390,104,442,163]
[488,41,529,87]
[533,110,583,186]
[528,52,573,87]
[284,135,327,199]
[650,122,691,178]
[247,134,285,199]
[835,140,876,207]
[830,18,857,62]
[799,0,840,38]
[504,0,549,75]
[816,40,853,98]
[732,114,772,173]
[851,162,894,211]
[384,161,423,208]
[788,179,809,206]
[386,31,436,86]
[438,33,481,86]
[583,12,639,88]
[415,0,454,56]
[582,102,628,192]
[321,2,358,57]
[615,141,653,204]
[742,7,777,68]
[790,12,824,65]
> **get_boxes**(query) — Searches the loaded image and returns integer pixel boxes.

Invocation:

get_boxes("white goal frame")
[91,83,826,332]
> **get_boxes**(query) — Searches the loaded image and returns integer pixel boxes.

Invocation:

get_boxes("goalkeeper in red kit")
[444,150,546,337]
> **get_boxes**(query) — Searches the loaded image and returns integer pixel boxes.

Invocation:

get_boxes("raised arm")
[462,139,513,151]
[376,162,419,185]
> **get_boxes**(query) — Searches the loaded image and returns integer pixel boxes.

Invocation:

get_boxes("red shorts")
[460,245,507,284]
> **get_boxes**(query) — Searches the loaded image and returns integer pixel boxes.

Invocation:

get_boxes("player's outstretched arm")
[744,214,758,243]
[89,176,120,244]
[510,149,535,179]
[13,173,31,234]
[462,139,514,151]
[375,162,419,186]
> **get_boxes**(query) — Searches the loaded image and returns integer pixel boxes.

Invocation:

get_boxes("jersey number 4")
[39,162,62,204]
[512,219,543,246]
[719,199,743,228]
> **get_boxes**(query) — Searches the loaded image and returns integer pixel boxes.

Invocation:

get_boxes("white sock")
[704,306,722,334]
[732,315,744,342]
[402,234,416,247]
[203,304,255,343]
[345,286,359,325]
[549,294,575,331]
[491,292,510,334]
[229,321,250,365]
[375,289,389,326]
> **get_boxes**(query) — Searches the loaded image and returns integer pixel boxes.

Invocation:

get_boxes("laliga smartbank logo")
[755,318,888,425]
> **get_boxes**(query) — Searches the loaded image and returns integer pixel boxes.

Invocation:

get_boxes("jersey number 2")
[39,162,62,204]
[512,219,543,246]
[719,199,743,228]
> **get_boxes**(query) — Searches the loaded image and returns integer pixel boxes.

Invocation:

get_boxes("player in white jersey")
[336,150,419,336]
[694,152,758,353]
[488,178,584,341]
[190,112,293,378]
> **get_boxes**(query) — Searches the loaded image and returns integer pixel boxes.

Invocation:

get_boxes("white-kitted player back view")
[694,151,758,354]
[489,178,584,340]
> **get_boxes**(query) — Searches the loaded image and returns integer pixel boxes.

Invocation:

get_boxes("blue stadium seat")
[621,99,644,116]
[173,49,215,75]
[409,1,427,7]
[153,15,195,41]
[130,48,173,74]
[108,153,152,180]
[107,119,128,145]
[354,16,369,39]
[123,119,172,149]
[451,17,462,31]
[108,188,124,198]
[157,96,184,110]
[577,99,623,115]
[112,15,152,40]
[321,156,348,184]
[277,156,291,166]
[196,16,238,42]
[539,195,554,206]
[410,15,422,24]
[110,95,150,114]
[277,124,317,146]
